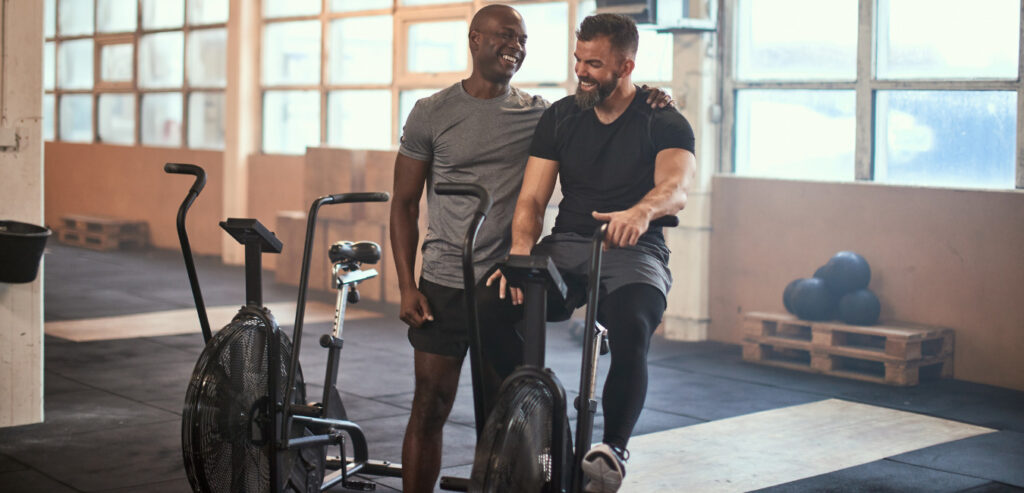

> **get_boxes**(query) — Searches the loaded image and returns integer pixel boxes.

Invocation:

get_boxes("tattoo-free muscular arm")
[592,148,696,248]
[486,156,559,304]
[390,153,433,327]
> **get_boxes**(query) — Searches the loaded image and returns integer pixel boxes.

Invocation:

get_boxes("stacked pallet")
[58,215,149,251]
[742,312,954,386]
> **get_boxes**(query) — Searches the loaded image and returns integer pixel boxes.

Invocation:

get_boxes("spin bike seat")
[329,241,381,265]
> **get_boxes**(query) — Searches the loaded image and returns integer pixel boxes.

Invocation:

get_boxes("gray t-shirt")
[399,82,549,289]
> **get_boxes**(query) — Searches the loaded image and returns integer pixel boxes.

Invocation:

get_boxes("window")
[43,0,228,148]
[259,1,679,153]
[726,0,1021,189]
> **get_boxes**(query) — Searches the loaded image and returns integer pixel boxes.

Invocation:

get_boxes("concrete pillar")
[662,13,719,341]
[221,0,260,265]
[0,0,45,427]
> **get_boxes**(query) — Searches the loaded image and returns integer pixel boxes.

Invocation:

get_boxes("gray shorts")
[531,232,672,319]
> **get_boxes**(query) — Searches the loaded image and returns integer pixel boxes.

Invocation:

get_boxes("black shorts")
[408,278,524,377]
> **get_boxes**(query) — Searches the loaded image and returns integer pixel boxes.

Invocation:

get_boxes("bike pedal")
[342,479,376,491]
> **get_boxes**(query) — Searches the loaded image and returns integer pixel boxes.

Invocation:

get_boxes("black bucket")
[0,220,52,283]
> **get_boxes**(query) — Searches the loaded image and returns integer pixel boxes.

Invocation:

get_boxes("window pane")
[263,90,320,154]
[58,39,94,90]
[515,2,567,83]
[59,94,92,142]
[188,28,227,87]
[735,90,855,181]
[331,0,390,12]
[59,0,94,36]
[100,43,134,83]
[97,0,137,32]
[98,94,135,145]
[263,21,321,85]
[877,0,1018,80]
[634,30,673,82]
[44,42,56,91]
[328,90,391,150]
[407,21,467,73]
[45,0,56,38]
[43,94,55,141]
[735,0,857,81]
[875,91,1015,189]
[399,88,440,142]
[263,0,320,18]
[329,15,392,84]
[189,92,225,149]
[141,93,183,146]
[142,0,184,29]
[139,32,184,88]
[190,0,228,25]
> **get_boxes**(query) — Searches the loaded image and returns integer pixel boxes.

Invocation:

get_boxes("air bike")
[165,162,402,492]
[431,183,678,492]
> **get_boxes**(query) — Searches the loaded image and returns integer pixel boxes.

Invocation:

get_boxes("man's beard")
[574,72,619,110]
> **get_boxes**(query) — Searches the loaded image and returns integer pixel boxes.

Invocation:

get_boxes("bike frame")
[166,162,399,492]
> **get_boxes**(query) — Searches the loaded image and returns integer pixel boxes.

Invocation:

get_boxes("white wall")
[0,0,45,427]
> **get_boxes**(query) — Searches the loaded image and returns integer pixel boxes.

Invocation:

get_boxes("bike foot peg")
[343,479,376,491]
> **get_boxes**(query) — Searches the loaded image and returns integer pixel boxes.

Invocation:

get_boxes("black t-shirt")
[529,86,696,242]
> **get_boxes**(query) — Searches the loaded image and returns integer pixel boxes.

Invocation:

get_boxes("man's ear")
[468,30,482,54]
[619,57,635,78]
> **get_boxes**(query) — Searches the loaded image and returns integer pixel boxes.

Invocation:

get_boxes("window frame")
[720,0,1024,189]
[258,0,679,154]
[45,0,229,148]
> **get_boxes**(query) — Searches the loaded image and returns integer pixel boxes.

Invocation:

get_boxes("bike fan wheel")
[469,377,563,493]
[182,313,323,492]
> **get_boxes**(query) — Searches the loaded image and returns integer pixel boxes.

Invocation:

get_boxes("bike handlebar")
[164,162,206,195]
[435,182,492,217]
[323,192,390,205]
[650,215,680,228]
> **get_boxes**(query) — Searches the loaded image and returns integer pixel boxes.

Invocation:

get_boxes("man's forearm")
[632,148,695,219]
[390,202,420,291]
[509,201,545,255]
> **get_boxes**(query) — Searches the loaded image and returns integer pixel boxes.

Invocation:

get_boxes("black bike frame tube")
[463,210,488,436]
[572,224,607,491]
[283,192,389,443]
[282,195,330,442]
[164,163,212,343]
[435,182,492,437]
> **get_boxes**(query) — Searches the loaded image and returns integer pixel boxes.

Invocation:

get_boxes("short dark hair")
[576,13,639,59]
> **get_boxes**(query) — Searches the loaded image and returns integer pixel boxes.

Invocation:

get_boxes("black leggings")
[596,283,666,450]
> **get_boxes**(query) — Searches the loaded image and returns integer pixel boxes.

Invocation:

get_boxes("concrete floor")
[1,243,1022,492]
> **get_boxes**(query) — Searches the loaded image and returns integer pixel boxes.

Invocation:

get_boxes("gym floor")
[1,243,1022,492]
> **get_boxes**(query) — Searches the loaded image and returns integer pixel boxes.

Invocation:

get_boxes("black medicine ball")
[838,289,881,326]
[783,278,804,315]
[790,277,836,321]
[819,251,871,296]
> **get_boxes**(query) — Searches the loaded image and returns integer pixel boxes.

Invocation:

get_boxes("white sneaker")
[581,443,627,493]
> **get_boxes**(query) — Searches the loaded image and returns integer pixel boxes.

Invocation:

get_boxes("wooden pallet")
[742,312,954,386]
[58,215,149,251]
[61,215,149,236]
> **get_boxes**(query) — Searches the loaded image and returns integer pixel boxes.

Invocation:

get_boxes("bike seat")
[329,241,381,265]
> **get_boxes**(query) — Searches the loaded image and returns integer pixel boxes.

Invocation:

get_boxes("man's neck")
[593,81,636,124]
[462,73,511,100]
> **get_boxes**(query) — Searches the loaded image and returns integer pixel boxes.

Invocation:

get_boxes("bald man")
[390,5,670,490]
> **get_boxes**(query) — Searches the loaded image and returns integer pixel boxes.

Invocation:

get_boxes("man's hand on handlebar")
[486,261,525,305]
[592,208,650,249]
[399,287,434,328]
